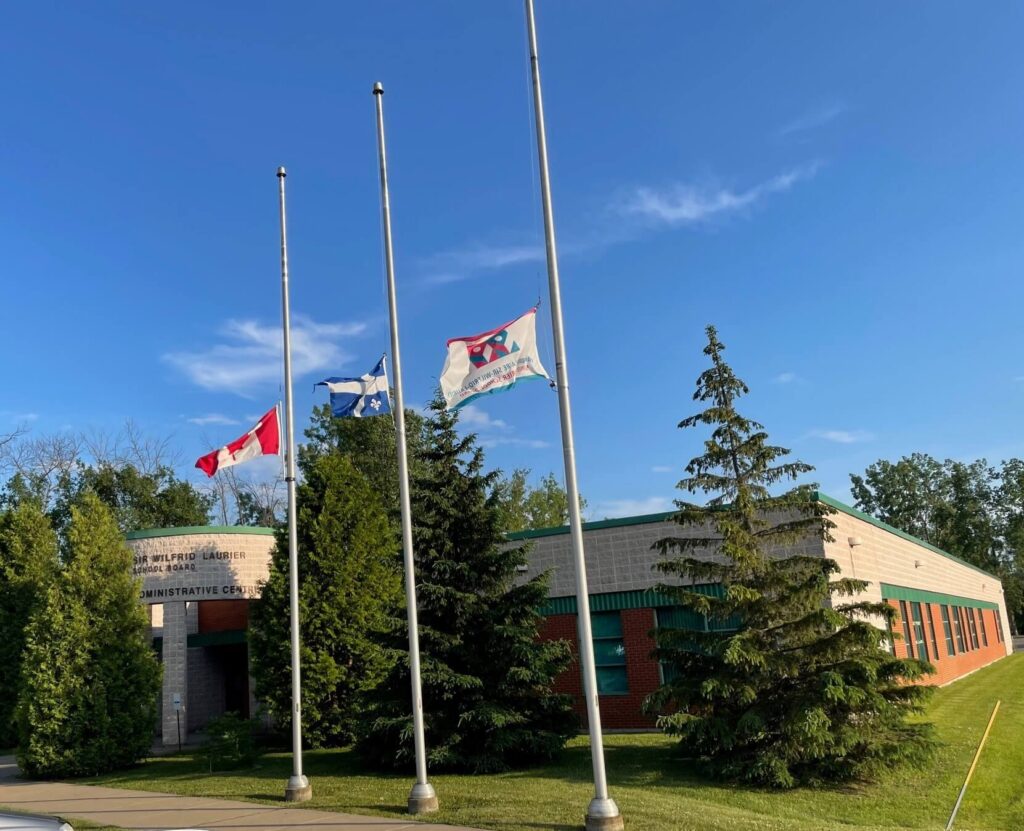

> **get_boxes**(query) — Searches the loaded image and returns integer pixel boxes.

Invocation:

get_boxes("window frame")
[978,609,989,647]
[967,608,980,650]
[910,602,929,661]
[591,611,629,696]
[899,600,914,658]
[925,602,940,660]
[941,604,956,656]
[953,605,967,653]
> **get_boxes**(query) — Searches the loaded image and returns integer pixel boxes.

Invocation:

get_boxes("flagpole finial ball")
[277,166,287,178]
[373,82,384,95]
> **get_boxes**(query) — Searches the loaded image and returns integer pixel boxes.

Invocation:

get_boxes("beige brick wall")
[128,531,274,603]
[823,510,1013,654]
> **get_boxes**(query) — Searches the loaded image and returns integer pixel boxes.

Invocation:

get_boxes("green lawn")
[85,654,1024,831]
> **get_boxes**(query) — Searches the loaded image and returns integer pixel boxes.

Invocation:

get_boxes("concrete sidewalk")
[0,757,482,831]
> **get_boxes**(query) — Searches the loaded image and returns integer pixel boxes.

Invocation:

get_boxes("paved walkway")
[0,757,481,831]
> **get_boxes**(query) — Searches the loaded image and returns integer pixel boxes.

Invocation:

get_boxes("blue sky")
[3,2,1024,519]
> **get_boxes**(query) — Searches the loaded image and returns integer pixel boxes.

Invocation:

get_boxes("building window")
[995,609,1004,643]
[592,612,628,695]
[978,609,988,647]
[910,602,929,661]
[899,601,914,658]
[967,608,980,650]
[941,605,956,656]
[953,606,966,653]
[925,603,940,660]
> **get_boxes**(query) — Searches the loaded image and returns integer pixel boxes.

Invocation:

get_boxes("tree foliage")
[249,454,402,747]
[17,493,160,777]
[0,501,58,747]
[358,396,576,773]
[647,326,935,788]
[494,469,586,533]
[852,454,1023,630]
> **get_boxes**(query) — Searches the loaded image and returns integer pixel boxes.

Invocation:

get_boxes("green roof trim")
[126,525,276,541]
[507,492,1001,583]
[507,510,676,541]
[880,583,999,611]
[813,492,1001,581]
[152,630,248,649]
[540,585,723,616]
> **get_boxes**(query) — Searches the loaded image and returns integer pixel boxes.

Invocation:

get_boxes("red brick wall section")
[890,599,1006,686]
[540,609,661,730]
[198,599,249,633]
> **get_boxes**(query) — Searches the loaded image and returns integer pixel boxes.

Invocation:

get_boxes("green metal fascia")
[507,511,676,541]
[880,583,999,611]
[150,631,247,651]
[188,630,248,647]
[540,584,723,616]
[126,525,277,540]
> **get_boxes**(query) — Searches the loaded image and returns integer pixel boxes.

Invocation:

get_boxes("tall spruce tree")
[645,326,935,788]
[357,396,576,773]
[17,492,160,777]
[0,501,58,748]
[249,453,402,747]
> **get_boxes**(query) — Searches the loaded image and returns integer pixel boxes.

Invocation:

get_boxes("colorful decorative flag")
[195,406,280,477]
[440,306,550,410]
[316,357,392,418]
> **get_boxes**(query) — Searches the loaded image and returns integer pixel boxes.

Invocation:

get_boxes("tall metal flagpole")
[277,166,312,803]
[524,3,623,829]
[372,82,438,816]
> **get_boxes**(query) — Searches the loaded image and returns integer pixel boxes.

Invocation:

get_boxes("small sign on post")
[172,693,183,752]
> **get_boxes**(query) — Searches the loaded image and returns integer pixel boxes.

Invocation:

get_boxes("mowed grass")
[85,654,1024,831]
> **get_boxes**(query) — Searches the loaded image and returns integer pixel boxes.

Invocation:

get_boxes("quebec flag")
[316,357,392,419]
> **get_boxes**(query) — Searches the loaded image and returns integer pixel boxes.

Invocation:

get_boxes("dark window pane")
[596,666,629,695]
[926,603,940,659]
[591,612,623,639]
[953,606,966,652]
[594,639,627,665]
[911,602,928,661]
[900,601,914,658]
[941,605,955,656]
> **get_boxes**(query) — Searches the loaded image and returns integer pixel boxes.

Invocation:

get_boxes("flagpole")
[523,3,622,829]
[372,82,438,816]
[277,166,312,803]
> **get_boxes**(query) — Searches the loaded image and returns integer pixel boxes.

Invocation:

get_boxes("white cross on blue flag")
[316,357,392,419]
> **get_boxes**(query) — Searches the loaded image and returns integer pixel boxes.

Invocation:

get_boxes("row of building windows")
[588,598,1004,696]
[892,599,1002,661]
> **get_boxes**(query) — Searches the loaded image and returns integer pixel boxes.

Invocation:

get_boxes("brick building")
[126,526,275,746]
[511,492,1013,730]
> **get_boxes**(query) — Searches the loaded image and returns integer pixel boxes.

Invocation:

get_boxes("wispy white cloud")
[776,102,846,138]
[593,496,674,519]
[187,414,241,427]
[458,404,508,430]
[809,428,875,444]
[422,243,544,285]
[164,316,367,395]
[619,163,821,227]
[773,372,799,384]
[0,411,39,423]
[651,465,674,473]
[478,436,550,450]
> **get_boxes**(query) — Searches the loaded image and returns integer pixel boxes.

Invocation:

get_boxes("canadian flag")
[195,406,281,477]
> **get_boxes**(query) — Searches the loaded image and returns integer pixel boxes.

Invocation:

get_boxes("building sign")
[127,531,274,605]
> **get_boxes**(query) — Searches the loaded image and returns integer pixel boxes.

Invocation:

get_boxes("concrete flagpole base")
[284,774,312,802]
[585,797,624,831]
[408,782,439,814]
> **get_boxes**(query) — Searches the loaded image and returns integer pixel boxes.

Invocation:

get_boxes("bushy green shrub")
[201,712,257,770]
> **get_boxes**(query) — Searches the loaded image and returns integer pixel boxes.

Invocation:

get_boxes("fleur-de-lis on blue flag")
[316,357,392,419]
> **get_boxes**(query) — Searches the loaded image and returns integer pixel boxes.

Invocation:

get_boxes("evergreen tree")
[0,501,58,748]
[17,492,160,777]
[646,326,934,788]
[358,396,576,773]
[249,453,402,747]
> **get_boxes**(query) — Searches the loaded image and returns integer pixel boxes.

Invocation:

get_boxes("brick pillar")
[161,601,188,747]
